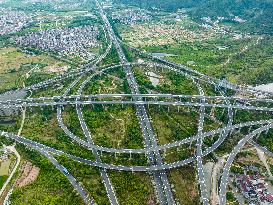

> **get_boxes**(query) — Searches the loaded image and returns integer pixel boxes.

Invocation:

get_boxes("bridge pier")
[230,129,234,136]
[235,127,241,135]
[256,132,261,139]
[221,108,225,117]
[266,129,270,135]
[163,149,166,158]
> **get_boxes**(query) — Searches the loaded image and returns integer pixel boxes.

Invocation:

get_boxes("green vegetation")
[149,106,198,145]
[114,0,273,35]
[257,130,273,153]
[144,36,273,85]
[10,145,84,205]
[0,175,8,189]
[226,191,238,204]
[0,159,11,176]
[58,156,110,205]
[20,107,94,160]
[0,47,66,93]
[116,3,273,86]
[83,105,143,149]
[82,68,125,95]
[109,171,155,205]
[133,67,199,94]
[0,176,8,189]
[230,165,244,174]
[169,166,199,204]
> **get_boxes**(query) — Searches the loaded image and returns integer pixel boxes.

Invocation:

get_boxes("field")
[169,166,200,204]
[0,159,11,176]
[0,47,68,93]
[119,20,219,48]
[10,147,84,205]
[117,13,273,86]
[0,175,8,189]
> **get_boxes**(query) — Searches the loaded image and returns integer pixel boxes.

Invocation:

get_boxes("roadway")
[41,151,94,205]
[54,35,119,204]
[194,78,210,205]
[1,99,272,113]
[0,2,272,204]
[95,1,176,203]
[75,72,119,205]
[4,92,273,104]
[218,124,273,205]
[1,119,272,172]
[119,38,273,97]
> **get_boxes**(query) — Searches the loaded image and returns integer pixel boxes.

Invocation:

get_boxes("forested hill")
[112,0,204,11]
[113,0,273,34]
[193,0,273,34]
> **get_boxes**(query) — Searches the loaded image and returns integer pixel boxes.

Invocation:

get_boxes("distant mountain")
[193,0,273,34]
[113,0,273,34]
[112,0,204,11]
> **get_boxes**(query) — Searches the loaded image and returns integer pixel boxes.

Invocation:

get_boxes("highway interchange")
[0,0,273,204]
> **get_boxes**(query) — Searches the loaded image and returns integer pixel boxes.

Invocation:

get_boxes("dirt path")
[0,146,21,198]
[255,148,273,180]
[221,36,263,67]
[211,154,229,205]
[109,113,126,137]
[1,63,34,202]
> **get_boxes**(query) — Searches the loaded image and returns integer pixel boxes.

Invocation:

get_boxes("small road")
[0,146,21,198]
[219,124,273,205]
[255,146,273,180]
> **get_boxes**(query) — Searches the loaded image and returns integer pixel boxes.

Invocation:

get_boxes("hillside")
[193,0,273,34]
[113,0,273,34]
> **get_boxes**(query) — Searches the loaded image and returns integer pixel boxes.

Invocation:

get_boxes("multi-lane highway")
[3,92,273,105]
[1,98,273,113]
[0,1,273,204]
[41,151,94,205]
[75,72,119,205]
[194,78,210,205]
[94,0,176,204]
[104,9,176,205]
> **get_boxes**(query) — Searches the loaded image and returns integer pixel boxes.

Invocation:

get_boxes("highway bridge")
[1,97,273,113]
[0,0,272,204]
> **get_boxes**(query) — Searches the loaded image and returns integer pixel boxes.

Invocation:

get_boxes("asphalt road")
[219,124,273,205]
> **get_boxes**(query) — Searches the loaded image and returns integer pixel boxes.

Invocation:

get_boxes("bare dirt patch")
[15,161,40,188]
[44,65,69,74]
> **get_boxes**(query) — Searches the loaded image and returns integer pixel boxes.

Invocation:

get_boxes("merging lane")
[94,1,175,203]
